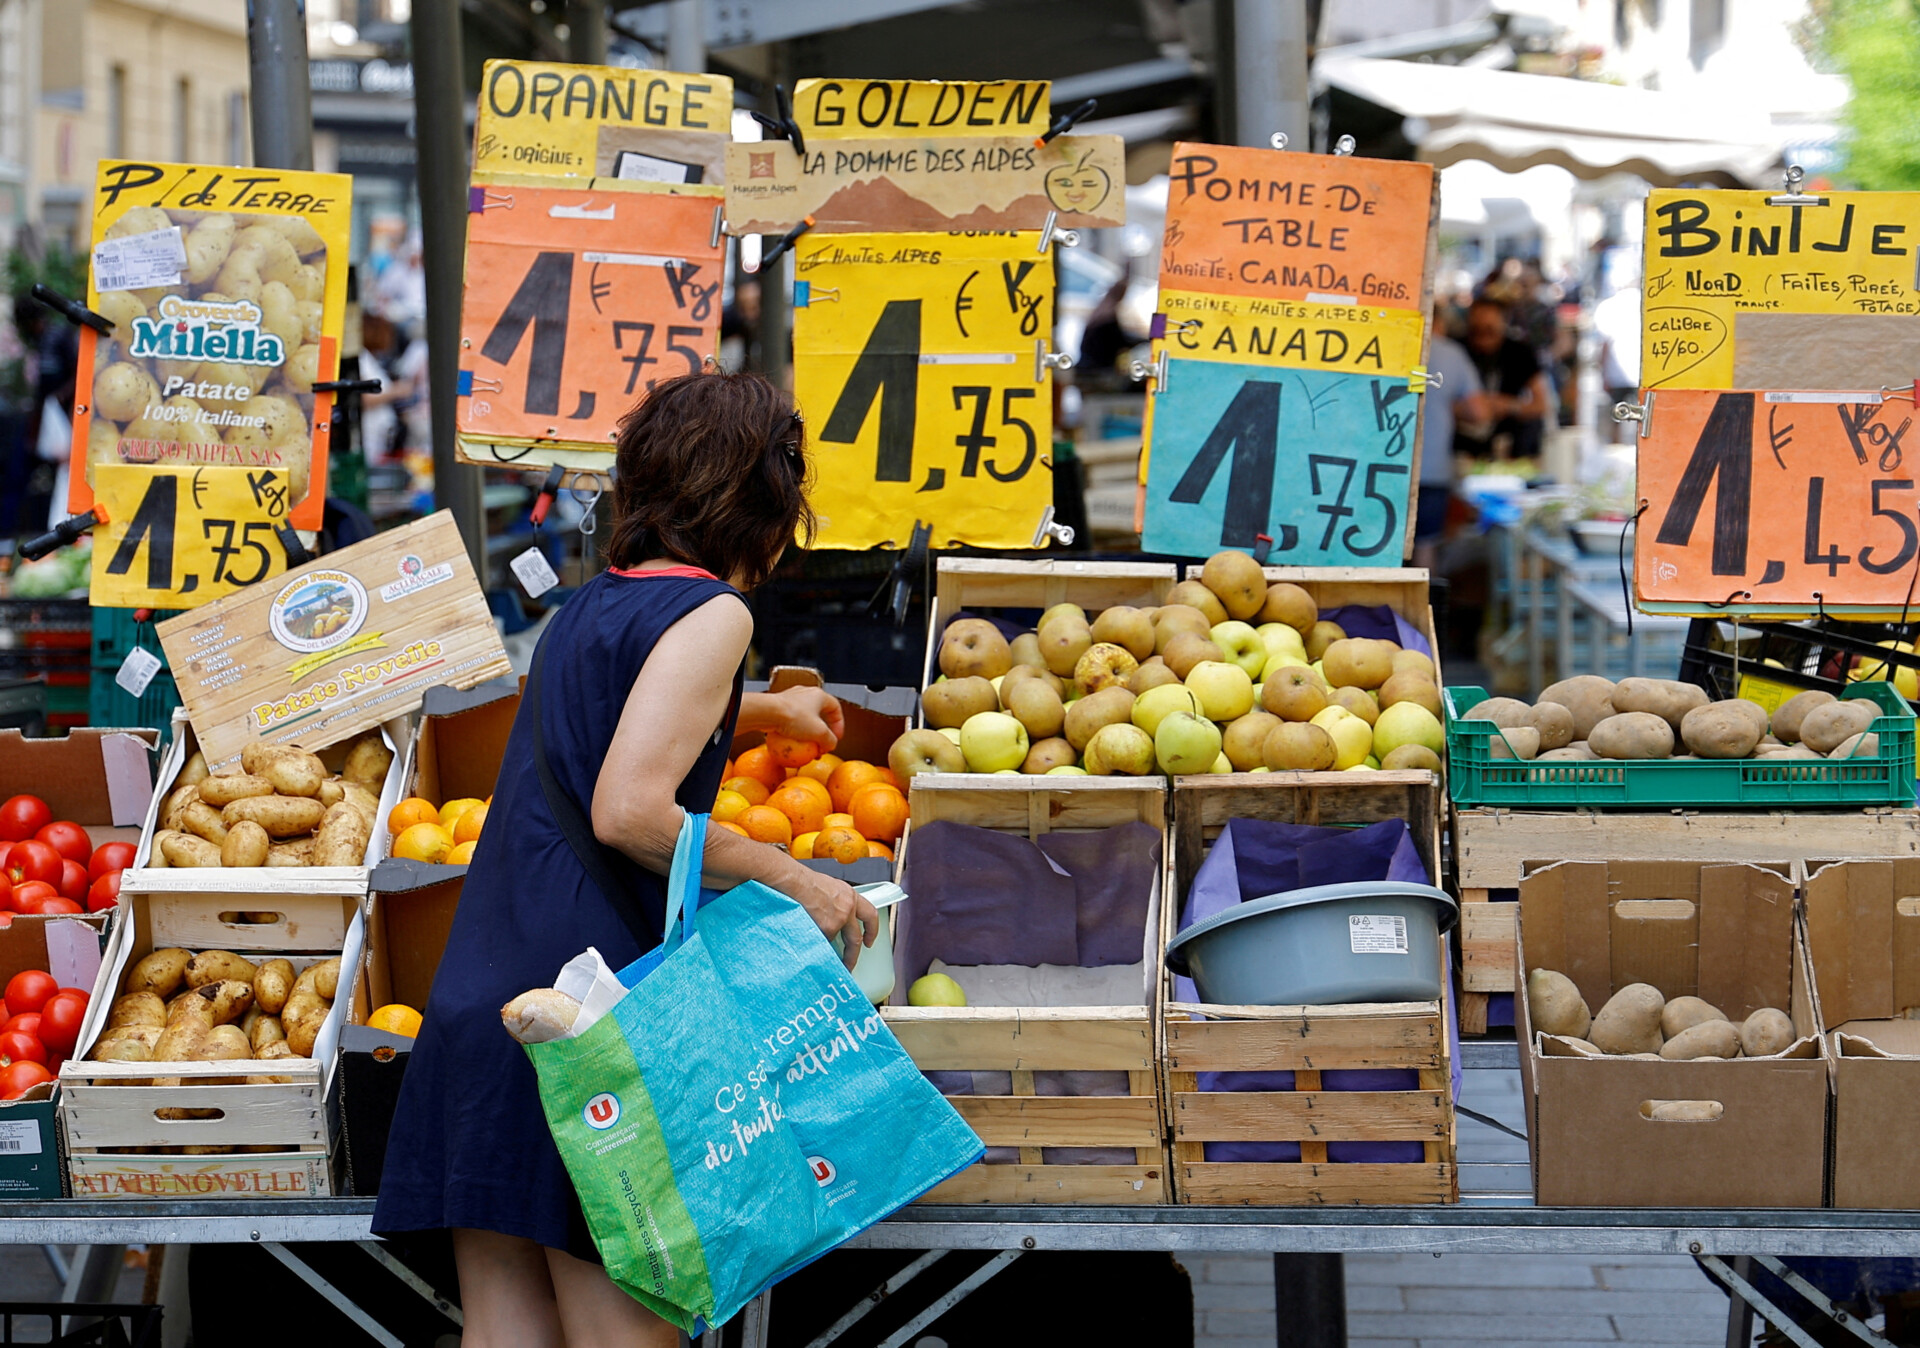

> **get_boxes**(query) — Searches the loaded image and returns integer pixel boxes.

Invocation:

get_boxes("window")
[107,64,126,158]
[227,90,248,165]
[173,78,191,160]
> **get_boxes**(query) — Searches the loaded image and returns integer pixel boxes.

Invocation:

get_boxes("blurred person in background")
[1593,265,1642,445]
[1077,272,1144,389]
[1460,296,1549,462]
[1415,304,1488,572]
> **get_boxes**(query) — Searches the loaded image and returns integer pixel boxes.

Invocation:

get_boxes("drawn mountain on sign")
[793,178,1091,232]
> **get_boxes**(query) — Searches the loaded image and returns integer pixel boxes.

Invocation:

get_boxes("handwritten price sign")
[456,181,723,471]
[1637,389,1920,609]
[792,232,1054,548]
[91,463,295,608]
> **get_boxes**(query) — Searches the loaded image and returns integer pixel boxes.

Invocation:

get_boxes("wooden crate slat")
[1173,1162,1455,1206]
[1171,1090,1449,1143]
[950,1095,1165,1148]
[887,1011,1156,1071]
[1164,1013,1443,1073]
[66,1150,335,1199]
[907,776,1165,833]
[919,1162,1170,1205]
[1461,901,1518,994]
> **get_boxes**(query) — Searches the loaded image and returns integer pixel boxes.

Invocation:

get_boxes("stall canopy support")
[246,0,314,170]
[1233,0,1311,152]
[566,0,608,65]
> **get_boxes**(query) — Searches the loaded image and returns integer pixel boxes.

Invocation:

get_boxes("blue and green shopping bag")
[523,812,983,1333]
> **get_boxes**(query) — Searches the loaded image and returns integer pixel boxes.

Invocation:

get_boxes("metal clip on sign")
[1613,390,1656,439]
[1031,504,1075,549]
[1037,211,1079,252]
[1767,164,1826,208]
[1269,133,1289,151]
[1034,341,1073,382]
[1408,366,1445,395]
[1129,349,1170,391]
[1333,134,1357,156]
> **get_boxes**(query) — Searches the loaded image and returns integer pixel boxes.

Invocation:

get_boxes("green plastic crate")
[1444,682,1917,809]
[88,667,181,733]
[91,607,181,668]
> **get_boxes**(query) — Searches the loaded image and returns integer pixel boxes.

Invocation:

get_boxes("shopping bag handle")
[662,810,710,954]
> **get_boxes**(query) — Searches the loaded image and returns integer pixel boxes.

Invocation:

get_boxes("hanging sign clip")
[1767,164,1826,208]
[1613,391,1656,439]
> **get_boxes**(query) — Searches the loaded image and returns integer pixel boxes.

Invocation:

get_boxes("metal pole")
[566,0,607,65]
[409,0,488,584]
[666,0,704,72]
[1234,0,1311,151]
[1273,1252,1346,1348]
[246,0,314,170]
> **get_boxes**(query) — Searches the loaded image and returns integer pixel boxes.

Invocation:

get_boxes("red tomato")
[1,1013,41,1039]
[10,883,57,914]
[5,839,62,886]
[0,876,13,913]
[56,860,88,902]
[0,796,50,843]
[35,898,82,915]
[0,1059,53,1099]
[35,822,91,865]
[0,913,9,928]
[88,842,136,881]
[4,971,57,1017]
[86,871,122,912]
[36,992,86,1056]
[0,1029,45,1064]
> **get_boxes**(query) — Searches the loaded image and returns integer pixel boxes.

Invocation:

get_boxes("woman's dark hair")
[605,371,814,588]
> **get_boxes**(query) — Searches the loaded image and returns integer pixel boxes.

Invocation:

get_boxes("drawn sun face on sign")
[1045,149,1112,215]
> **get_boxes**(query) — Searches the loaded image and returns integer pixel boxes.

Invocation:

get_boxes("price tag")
[90,463,293,609]
[1637,388,1920,609]
[91,226,187,291]
[792,232,1054,548]
[511,546,560,598]
[115,647,164,697]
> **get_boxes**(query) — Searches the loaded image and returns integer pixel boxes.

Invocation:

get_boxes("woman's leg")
[546,1245,680,1348]
[452,1228,567,1348]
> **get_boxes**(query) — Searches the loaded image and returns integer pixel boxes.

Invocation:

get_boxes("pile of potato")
[1528,970,1797,1069]
[1467,675,1883,763]
[148,734,391,869]
[90,948,340,1072]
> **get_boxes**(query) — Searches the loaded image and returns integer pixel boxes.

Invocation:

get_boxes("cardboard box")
[0,725,160,850]
[1515,860,1827,1208]
[0,913,109,1198]
[1801,858,1920,1208]
[374,676,521,862]
[735,666,915,765]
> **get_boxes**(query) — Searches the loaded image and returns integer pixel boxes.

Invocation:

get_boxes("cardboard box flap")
[1518,861,1614,1012]
[1699,864,1794,1018]
[0,728,158,827]
[370,857,468,896]
[1834,1024,1920,1057]
[1806,859,1898,1023]
[420,675,523,718]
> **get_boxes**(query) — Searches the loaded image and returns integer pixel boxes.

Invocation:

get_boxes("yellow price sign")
[473,61,733,185]
[91,463,297,609]
[1158,288,1426,377]
[793,233,1054,548]
[793,79,1050,141]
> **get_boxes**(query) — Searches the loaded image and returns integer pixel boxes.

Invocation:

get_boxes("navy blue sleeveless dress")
[373,569,746,1258]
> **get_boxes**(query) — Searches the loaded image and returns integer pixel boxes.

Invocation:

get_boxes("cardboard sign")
[1637,388,1920,609]
[1158,289,1426,377]
[455,179,725,473]
[1641,189,1920,390]
[792,232,1054,548]
[794,79,1051,141]
[724,134,1125,235]
[90,463,300,607]
[157,511,511,767]
[67,160,351,532]
[1141,360,1418,563]
[474,61,733,187]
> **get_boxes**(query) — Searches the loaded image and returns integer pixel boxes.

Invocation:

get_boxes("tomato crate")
[1444,682,1917,809]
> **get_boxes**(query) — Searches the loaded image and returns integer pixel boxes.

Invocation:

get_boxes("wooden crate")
[885,775,1171,1204]
[58,876,363,1198]
[1180,565,1444,685]
[1162,775,1455,1205]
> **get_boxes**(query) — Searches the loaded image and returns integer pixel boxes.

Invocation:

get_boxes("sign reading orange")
[1637,388,1920,609]
[1160,143,1434,306]
[456,182,723,460]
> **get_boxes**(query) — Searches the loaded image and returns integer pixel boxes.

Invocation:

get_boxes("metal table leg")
[1723,1255,1755,1348]
[1274,1252,1346,1348]
[261,1243,404,1348]
[874,1250,1022,1348]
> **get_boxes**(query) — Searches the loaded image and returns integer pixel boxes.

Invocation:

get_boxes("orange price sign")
[1637,388,1920,611]
[456,179,724,469]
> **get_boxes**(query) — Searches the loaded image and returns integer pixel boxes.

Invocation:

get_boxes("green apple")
[1260,650,1309,683]
[1133,682,1203,737]
[938,727,963,744]
[1185,660,1255,722]
[1209,621,1268,678]
[1084,722,1156,775]
[1154,710,1223,775]
[1257,622,1308,658]
[1209,752,1233,774]
[959,711,1029,772]
[1346,762,1377,772]
[1045,764,1089,776]
[909,973,968,1007]
[1372,702,1445,758]
[1324,713,1374,769]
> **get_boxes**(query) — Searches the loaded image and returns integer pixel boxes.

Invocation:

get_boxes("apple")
[1084,722,1156,775]
[959,711,1030,773]
[890,728,966,782]
[1372,702,1445,759]
[1210,621,1268,678]
[1045,765,1090,776]
[1209,753,1233,773]
[1309,706,1374,769]
[1154,711,1223,775]
[1257,622,1308,658]
[1185,660,1255,722]
[1133,683,1203,737]
[1260,649,1310,683]
[909,973,968,1007]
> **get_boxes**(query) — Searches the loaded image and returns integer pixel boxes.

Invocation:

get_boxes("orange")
[720,776,770,807]
[387,797,439,835]
[797,753,843,787]
[732,745,785,792]
[714,820,749,837]
[440,797,486,831]
[816,824,867,865]
[866,840,895,860]
[393,821,454,864]
[873,766,902,792]
[849,783,908,844]
[824,812,856,831]
[712,790,753,825]
[447,840,478,865]
[736,805,793,847]
[768,781,829,835]
[828,760,887,813]
[791,830,820,860]
[367,1003,424,1037]
[765,733,821,769]
[453,800,488,845]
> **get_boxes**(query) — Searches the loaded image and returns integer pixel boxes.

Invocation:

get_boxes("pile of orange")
[712,744,907,863]
[389,793,489,865]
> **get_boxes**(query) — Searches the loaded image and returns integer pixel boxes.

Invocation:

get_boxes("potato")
[95,289,148,331]
[185,950,258,989]
[343,735,394,788]
[299,958,342,1003]
[1800,701,1877,754]
[1660,1019,1742,1060]
[249,1013,286,1054]
[152,1012,213,1063]
[1742,1007,1796,1057]
[1680,703,1763,759]
[262,749,327,799]
[1772,690,1836,744]
[198,979,255,1026]
[247,1039,300,1083]
[1538,675,1617,740]
[317,778,346,807]
[220,820,271,868]
[128,949,192,999]
[1831,732,1880,759]
[1553,1037,1605,1057]
[341,782,382,826]
[93,1035,158,1066]
[198,773,275,807]
[181,799,232,846]
[179,751,210,787]
[161,783,201,833]
[203,1024,253,1060]
[311,800,371,867]
[1660,996,1729,1039]
[104,205,175,241]
[1589,983,1666,1054]
[240,742,302,774]
[1525,969,1591,1039]
[1488,726,1540,760]
[180,212,236,284]
[1529,701,1575,752]
[93,361,160,423]
[254,959,295,1015]
[1588,712,1676,760]
[266,838,314,867]
[1612,678,1710,731]
[1466,697,1531,727]
[222,794,327,837]
[107,991,167,1029]
[288,263,325,303]
[1537,744,1599,762]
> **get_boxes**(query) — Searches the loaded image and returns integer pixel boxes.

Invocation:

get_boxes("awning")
[1316,56,1781,188]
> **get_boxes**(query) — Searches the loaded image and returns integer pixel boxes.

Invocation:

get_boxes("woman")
[374,372,880,1346]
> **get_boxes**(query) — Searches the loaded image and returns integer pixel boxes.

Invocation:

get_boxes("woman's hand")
[743,685,845,751]
[783,864,880,969]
